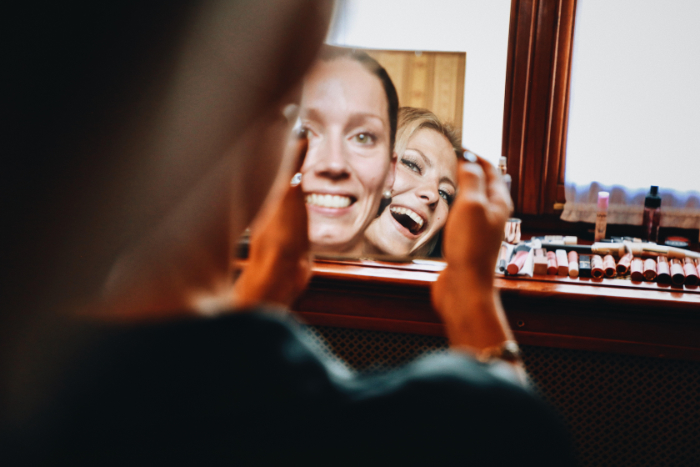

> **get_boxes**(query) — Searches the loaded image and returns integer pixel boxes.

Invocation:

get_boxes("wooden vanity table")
[294,258,700,362]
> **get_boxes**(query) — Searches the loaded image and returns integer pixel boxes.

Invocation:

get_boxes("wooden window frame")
[503,0,576,221]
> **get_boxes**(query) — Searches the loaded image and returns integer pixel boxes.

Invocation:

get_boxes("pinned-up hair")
[317,45,399,152]
[395,107,462,161]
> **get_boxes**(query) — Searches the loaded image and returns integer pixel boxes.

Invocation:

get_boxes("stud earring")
[378,190,392,216]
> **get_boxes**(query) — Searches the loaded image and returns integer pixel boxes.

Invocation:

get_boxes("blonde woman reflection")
[299,47,398,255]
[364,107,461,257]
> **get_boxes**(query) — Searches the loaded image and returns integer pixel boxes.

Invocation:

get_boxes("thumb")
[456,161,487,203]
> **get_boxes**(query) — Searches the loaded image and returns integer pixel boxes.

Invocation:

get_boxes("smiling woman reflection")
[299,48,398,255]
[364,107,461,257]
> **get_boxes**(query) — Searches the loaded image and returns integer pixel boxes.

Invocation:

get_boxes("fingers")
[291,136,309,175]
[463,155,513,219]
[456,161,487,204]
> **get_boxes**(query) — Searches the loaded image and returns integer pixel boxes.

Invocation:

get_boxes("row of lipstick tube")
[533,249,700,286]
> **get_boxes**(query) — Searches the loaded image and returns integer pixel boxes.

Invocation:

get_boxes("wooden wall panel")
[365,50,465,131]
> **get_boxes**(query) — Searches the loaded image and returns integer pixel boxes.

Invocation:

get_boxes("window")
[505,0,700,238]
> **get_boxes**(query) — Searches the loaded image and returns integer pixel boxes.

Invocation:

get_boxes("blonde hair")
[394,107,461,159]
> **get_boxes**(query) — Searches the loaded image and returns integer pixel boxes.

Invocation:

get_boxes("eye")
[439,190,454,205]
[352,132,375,145]
[401,158,422,175]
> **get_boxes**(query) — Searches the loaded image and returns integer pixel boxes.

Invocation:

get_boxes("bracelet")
[476,340,522,364]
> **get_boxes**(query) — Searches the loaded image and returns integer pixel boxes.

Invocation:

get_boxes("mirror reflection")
[298,46,466,258]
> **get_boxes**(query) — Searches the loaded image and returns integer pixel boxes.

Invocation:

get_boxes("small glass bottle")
[498,157,512,194]
[642,185,661,243]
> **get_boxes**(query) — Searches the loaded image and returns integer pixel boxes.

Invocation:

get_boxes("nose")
[415,182,439,209]
[304,131,350,181]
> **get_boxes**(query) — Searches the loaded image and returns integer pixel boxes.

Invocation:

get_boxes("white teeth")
[305,193,352,208]
[390,206,424,227]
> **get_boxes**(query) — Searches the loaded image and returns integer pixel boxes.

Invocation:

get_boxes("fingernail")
[462,148,478,163]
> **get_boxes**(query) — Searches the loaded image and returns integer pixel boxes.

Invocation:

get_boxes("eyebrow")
[440,176,457,191]
[300,108,386,128]
[406,148,433,168]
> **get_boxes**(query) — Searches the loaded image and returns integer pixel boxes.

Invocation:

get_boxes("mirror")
[237,2,511,263]
[299,47,465,259]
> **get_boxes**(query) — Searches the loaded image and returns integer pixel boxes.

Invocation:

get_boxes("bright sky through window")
[565,0,700,194]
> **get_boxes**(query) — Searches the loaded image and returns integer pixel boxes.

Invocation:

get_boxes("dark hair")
[317,46,399,152]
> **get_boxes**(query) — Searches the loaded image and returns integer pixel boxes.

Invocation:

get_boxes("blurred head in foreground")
[364,107,461,257]
[299,47,398,255]
[1,0,331,416]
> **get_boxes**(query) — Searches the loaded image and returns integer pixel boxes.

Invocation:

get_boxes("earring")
[378,190,392,216]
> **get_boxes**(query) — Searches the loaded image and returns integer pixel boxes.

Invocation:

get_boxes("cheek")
[433,205,450,230]
[354,152,390,194]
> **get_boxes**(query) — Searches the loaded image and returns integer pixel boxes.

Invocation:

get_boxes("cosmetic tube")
[643,258,657,281]
[624,242,700,261]
[656,256,671,283]
[684,258,698,286]
[579,255,592,278]
[630,258,644,282]
[670,258,685,285]
[595,192,609,242]
[556,249,569,276]
[546,251,558,275]
[603,254,616,277]
[591,255,604,279]
[533,249,548,275]
[568,251,579,278]
[616,253,634,275]
[497,244,510,272]
[506,244,532,275]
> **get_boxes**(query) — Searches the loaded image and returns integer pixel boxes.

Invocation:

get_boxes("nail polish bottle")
[643,186,661,243]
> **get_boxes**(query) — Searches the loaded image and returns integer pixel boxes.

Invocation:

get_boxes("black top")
[4,310,577,466]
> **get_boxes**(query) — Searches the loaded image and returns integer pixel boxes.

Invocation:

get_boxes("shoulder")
[332,353,578,466]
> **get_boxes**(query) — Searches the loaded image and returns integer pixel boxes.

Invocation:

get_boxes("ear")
[384,150,398,191]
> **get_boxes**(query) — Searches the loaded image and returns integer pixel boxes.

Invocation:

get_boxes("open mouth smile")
[390,206,426,235]
[305,193,355,209]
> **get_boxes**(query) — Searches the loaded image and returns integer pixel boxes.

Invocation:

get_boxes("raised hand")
[432,155,515,353]
[233,136,312,309]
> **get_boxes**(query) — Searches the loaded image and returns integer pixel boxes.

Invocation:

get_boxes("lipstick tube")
[630,257,644,281]
[684,258,698,286]
[670,258,685,285]
[546,251,558,275]
[616,253,633,275]
[556,249,569,276]
[506,251,529,275]
[579,255,592,278]
[603,254,616,277]
[568,251,579,278]
[591,255,604,279]
[643,258,657,281]
[656,256,671,283]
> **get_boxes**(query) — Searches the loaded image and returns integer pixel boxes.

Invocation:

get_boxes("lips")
[389,205,426,235]
[305,193,355,209]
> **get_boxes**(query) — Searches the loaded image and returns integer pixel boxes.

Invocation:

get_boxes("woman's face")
[299,58,394,254]
[364,128,458,256]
